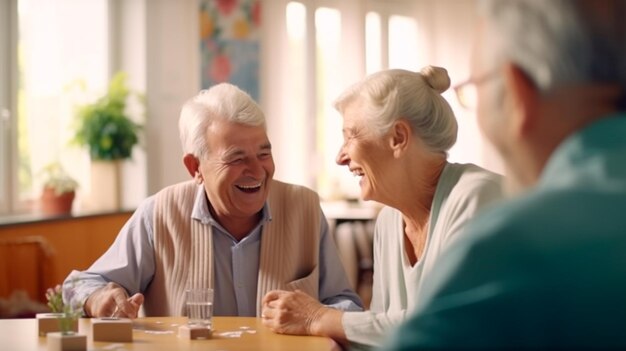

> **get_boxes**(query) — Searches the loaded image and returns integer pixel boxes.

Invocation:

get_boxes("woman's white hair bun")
[420,65,451,94]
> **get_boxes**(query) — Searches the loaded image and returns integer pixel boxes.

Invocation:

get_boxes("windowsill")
[0,208,135,228]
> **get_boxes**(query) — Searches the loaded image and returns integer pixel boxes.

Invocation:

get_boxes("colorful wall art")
[200,0,261,101]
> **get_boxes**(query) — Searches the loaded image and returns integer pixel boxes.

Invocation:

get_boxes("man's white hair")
[178,83,265,158]
[480,0,626,94]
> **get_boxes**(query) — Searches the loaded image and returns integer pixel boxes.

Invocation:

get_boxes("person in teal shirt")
[385,0,626,349]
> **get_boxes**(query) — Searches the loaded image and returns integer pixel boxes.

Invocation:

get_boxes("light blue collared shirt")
[64,185,363,316]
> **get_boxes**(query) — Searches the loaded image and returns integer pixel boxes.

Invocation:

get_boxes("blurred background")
[0,0,503,216]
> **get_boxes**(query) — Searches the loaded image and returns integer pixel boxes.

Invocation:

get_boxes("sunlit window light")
[286,2,306,40]
[314,7,343,200]
[17,0,108,205]
[365,12,382,74]
[282,1,309,187]
[388,15,419,71]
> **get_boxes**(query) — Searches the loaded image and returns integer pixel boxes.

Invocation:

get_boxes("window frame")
[0,0,18,215]
[0,0,117,216]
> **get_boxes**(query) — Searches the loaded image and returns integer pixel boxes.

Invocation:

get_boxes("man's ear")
[502,63,539,137]
[183,154,202,183]
[389,119,411,157]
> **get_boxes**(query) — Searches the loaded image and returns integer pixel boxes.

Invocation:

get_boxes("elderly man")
[386,0,626,349]
[63,83,362,318]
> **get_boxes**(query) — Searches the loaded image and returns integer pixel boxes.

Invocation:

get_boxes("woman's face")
[336,100,394,202]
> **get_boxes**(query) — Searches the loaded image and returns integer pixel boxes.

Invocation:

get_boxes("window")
[388,15,420,70]
[0,1,13,214]
[314,7,343,199]
[283,2,310,189]
[1,0,110,215]
[365,12,382,75]
[280,0,425,200]
[266,1,497,202]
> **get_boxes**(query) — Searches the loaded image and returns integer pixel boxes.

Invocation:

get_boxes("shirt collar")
[540,112,626,188]
[190,184,272,226]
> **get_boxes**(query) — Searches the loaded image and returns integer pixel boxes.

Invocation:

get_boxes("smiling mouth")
[350,168,364,177]
[236,182,263,193]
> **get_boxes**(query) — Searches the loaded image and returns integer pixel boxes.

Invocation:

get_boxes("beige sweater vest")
[142,180,321,317]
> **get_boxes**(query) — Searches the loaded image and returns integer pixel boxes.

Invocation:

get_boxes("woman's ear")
[183,154,203,183]
[389,119,412,157]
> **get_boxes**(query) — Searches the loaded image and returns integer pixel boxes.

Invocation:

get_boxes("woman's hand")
[262,289,349,348]
[261,289,326,335]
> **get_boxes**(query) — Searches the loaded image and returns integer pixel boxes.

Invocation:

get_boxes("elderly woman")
[260,66,503,349]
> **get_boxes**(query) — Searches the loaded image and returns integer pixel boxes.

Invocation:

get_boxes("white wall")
[144,0,200,195]
[114,0,149,207]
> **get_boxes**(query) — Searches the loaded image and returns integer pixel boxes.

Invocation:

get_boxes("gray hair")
[480,0,626,96]
[334,66,458,155]
[179,83,266,158]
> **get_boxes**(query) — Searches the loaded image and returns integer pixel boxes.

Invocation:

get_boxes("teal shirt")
[384,114,626,349]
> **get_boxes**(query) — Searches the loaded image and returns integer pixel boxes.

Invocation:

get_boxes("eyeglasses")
[453,70,499,110]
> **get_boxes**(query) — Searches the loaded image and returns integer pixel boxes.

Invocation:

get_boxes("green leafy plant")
[73,72,143,160]
[40,162,79,195]
[46,284,82,334]
[45,285,64,313]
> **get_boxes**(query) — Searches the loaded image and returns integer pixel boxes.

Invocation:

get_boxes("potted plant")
[73,72,143,211]
[73,72,142,161]
[41,285,86,351]
[39,163,79,216]
[37,285,76,336]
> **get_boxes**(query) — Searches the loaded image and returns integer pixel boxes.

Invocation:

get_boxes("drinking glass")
[185,289,213,329]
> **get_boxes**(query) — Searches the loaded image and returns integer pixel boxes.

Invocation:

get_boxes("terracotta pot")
[40,187,75,216]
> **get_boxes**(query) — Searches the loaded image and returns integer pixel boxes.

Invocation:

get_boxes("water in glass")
[187,301,213,328]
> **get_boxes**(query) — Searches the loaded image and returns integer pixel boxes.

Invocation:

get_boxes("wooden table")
[0,316,338,351]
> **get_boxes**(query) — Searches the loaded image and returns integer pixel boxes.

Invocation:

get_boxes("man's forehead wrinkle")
[221,142,272,159]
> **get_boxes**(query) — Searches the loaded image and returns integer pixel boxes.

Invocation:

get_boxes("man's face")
[473,21,506,155]
[473,20,523,192]
[198,119,275,222]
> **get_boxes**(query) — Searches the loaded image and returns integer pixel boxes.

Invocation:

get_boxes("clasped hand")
[85,282,144,318]
[261,289,325,335]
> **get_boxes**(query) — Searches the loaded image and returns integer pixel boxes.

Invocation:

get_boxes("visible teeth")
[351,170,363,177]
[238,183,261,189]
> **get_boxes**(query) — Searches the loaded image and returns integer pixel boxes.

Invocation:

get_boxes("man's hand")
[84,282,144,318]
[261,289,327,335]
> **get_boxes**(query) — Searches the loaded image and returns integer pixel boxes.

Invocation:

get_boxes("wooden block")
[91,317,133,342]
[178,325,212,339]
[37,313,78,337]
[47,332,87,351]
